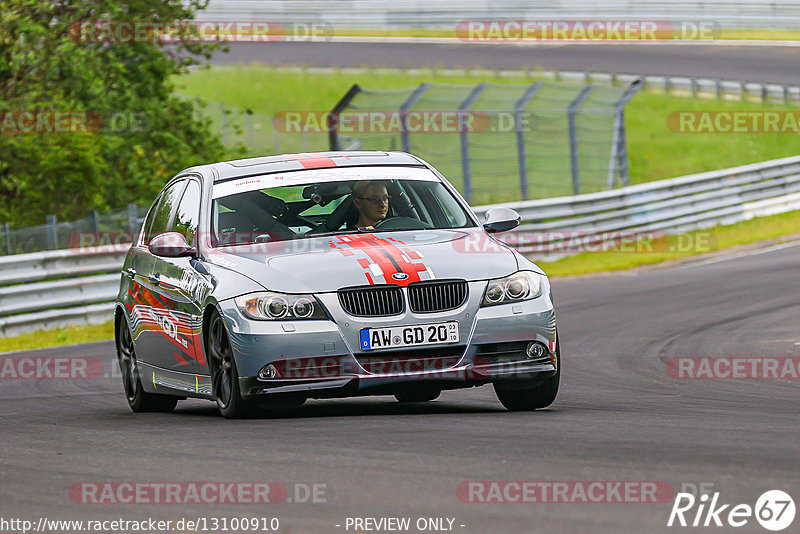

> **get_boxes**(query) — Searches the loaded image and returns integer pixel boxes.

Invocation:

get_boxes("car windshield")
[210,166,475,245]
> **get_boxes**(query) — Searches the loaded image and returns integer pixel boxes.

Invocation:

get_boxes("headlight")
[481,271,543,307]
[234,292,327,320]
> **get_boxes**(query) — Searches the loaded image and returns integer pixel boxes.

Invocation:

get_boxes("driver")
[351,180,390,229]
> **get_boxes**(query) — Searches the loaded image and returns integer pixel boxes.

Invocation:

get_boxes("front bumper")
[220,281,557,399]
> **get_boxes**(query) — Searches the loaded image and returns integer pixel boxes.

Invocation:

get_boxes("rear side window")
[173,180,201,246]
[146,180,187,243]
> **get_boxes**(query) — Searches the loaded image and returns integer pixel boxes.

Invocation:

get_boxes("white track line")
[672,240,800,271]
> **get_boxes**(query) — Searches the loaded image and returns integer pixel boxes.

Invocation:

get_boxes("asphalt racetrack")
[2,242,798,533]
[213,41,800,84]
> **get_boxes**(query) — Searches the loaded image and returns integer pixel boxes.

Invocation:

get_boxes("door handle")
[148,273,161,286]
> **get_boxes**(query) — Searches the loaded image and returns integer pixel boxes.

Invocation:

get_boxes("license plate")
[359,321,459,351]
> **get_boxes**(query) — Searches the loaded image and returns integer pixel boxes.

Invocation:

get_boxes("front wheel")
[207,311,256,418]
[116,315,178,413]
[493,334,560,411]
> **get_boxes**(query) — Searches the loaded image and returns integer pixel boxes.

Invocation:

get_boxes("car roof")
[182,151,427,183]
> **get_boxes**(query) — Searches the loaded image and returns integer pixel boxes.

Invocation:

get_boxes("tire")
[395,388,441,403]
[116,314,178,413]
[207,310,256,419]
[493,333,560,411]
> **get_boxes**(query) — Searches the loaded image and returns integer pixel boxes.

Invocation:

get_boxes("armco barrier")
[473,155,800,257]
[0,244,128,337]
[2,156,800,336]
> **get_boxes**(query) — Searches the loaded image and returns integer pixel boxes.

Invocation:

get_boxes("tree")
[0,0,225,226]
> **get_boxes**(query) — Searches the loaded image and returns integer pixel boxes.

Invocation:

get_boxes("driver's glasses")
[359,195,391,204]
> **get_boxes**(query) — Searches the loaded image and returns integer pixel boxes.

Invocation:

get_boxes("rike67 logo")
[668,489,795,531]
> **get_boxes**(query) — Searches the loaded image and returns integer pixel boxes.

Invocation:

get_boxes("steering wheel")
[373,216,433,231]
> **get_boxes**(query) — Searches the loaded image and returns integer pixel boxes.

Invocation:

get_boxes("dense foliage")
[0,0,225,226]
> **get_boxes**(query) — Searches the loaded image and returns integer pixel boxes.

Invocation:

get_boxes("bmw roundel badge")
[392,272,409,281]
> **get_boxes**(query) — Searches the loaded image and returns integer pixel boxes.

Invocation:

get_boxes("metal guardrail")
[197,1,800,29]
[1,156,799,336]
[0,244,128,337]
[473,155,800,258]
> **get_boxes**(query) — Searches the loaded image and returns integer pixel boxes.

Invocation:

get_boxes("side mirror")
[482,207,520,234]
[148,232,197,258]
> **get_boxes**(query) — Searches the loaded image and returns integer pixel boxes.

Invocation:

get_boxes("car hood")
[207,229,520,294]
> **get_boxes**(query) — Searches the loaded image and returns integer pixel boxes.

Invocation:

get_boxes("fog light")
[258,364,278,379]
[526,342,547,359]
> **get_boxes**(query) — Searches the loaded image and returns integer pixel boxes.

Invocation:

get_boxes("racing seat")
[219,192,295,242]
[306,194,358,235]
[216,211,256,245]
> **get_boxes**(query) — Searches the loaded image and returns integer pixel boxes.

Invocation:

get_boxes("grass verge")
[537,209,800,277]
[0,322,114,354]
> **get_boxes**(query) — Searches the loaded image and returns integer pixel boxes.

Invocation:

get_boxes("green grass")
[625,92,800,183]
[0,322,114,353]
[538,209,800,277]
[175,65,800,199]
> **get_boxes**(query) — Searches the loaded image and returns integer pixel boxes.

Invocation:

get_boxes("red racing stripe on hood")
[330,233,430,285]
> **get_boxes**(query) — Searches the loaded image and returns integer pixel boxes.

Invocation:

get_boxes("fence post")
[716,79,723,99]
[88,209,99,233]
[567,86,595,195]
[458,83,488,204]
[2,222,10,255]
[514,82,543,200]
[399,83,431,152]
[616,110,630,187]
[46,214,58,249]
[607,79,642,189]
[761,84,768,103]
[784,85,790,106]
[127,203,139,237]
[327,84,362,151]
[664,75,670,94]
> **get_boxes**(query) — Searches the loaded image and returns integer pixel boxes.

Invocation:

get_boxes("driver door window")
[172,180,201,246]
[146,180,187,244]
